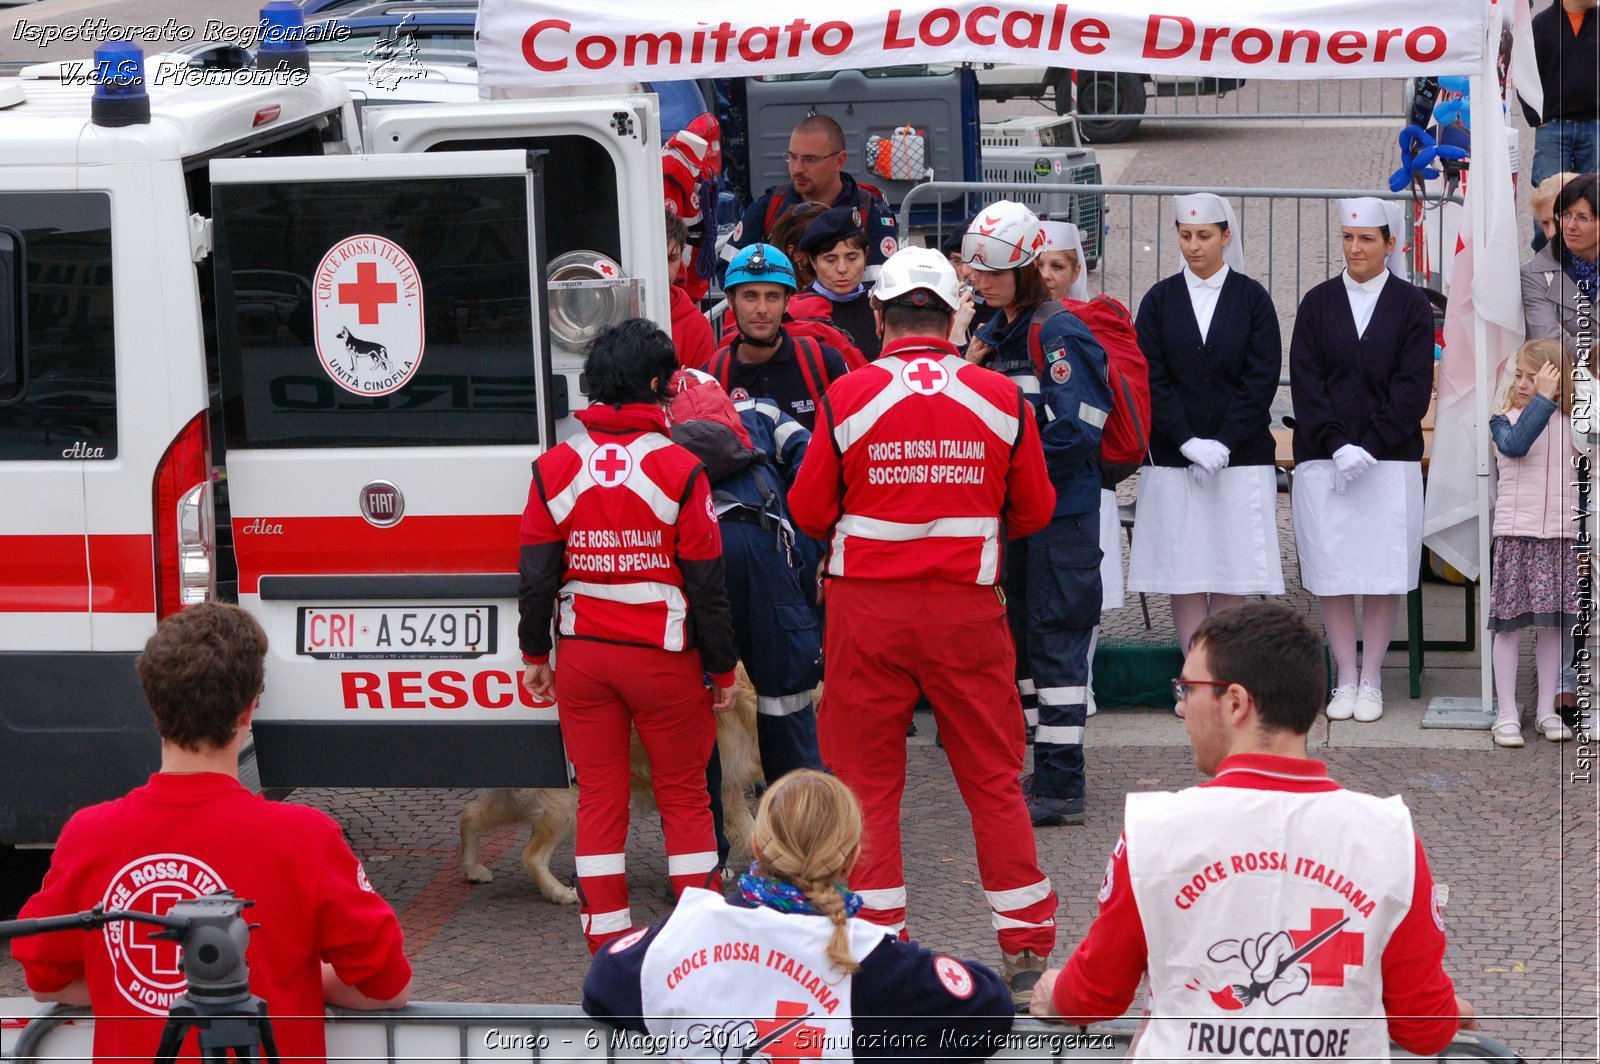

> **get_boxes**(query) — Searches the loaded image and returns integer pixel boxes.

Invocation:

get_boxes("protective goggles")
[960,230,1029,271]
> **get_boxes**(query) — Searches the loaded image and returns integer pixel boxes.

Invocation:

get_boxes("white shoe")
[1539,715,1573,742]
[1325,684,1358,720]
[1353,683,1383,723]
[1086,689,1097,717]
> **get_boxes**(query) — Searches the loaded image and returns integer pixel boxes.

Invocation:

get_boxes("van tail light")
[152,411,214,618]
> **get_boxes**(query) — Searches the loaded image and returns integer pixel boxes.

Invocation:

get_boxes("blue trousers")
[1007,512,1101,802]
[721,519,823,781]
[1531,119,1600,249]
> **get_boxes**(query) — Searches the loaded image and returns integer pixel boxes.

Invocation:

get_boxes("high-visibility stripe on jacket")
[788,336,1055,585]
[518,403,736,682]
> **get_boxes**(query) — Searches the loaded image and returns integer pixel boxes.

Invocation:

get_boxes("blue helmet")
[724,243,797,292]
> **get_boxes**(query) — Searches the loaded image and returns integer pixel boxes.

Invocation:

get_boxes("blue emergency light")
[90,40,149,127]
[257,2,311,72]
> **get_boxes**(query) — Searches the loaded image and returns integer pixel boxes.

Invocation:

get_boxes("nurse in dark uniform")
[1290,197,1433,724]
[1127,193,1285,658]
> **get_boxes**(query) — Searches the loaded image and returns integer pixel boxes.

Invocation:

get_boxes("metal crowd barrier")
[899,181,1465,316]
[1077,76,1411,126]
[6,1002,1526,1063]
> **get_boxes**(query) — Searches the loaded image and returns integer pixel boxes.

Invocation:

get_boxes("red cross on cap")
[1189,209,1199,216]
[1288,907,1365,986]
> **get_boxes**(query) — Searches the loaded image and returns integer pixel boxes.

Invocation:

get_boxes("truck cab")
[0,44,666,846]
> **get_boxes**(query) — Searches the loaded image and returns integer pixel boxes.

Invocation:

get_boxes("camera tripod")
[1,892,281,1064]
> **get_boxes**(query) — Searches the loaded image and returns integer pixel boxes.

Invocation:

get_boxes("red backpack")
[1028,294,1151,482]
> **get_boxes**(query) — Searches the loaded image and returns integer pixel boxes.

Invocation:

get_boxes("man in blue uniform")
[722,114,898,282]
[669,375,824,785]
[703,244,850,432]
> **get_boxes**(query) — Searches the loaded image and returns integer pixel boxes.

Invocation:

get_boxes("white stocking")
[1320,595,1359,689]
[1492,630,1523,722]
[1358,594,1402,692]
[1170,594,1209,654]
[1535,627,1562,722]
[1207,593,1247,618]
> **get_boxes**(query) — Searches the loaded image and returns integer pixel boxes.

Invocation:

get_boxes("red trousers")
[555,639,719,953]
[819,577,1058,956]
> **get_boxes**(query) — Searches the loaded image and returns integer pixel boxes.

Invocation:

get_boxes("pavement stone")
[0,27,1590,1059]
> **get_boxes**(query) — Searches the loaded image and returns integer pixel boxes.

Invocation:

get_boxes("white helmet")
[873,246,961,311]
[962,200,1046,271]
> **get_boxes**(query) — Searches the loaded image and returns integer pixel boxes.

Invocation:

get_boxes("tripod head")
[149,894,253,1004]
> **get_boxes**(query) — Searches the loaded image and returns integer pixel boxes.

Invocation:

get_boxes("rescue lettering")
[1291,857,1378,918]
[866,438,986,485]
[665,947,709,989]
[763,947,841,1014]
[1173,859,1230,910]
[341,668,554,710]
[1228,850,1290,874]
[1187,1022,1352,1058]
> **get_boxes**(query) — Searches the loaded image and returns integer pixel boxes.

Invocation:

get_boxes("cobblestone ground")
[6,729,1588,1060]
[0,8,1593,1054]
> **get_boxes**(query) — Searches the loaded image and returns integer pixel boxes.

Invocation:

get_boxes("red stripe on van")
[88,533,157,613]
[0,534,152,612]
[0,535,88,611]
[233,515,521,594]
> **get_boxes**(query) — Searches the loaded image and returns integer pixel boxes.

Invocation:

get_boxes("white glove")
[1189,463,1212,487]
[1179,438,1230,475]
[1331,444,1377,485]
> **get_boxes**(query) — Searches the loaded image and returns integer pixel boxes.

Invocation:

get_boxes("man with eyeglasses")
[722,114,898,283]
[1026,602,1476,1058]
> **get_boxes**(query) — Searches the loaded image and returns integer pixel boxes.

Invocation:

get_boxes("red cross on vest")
[751,1001,824,1064]
[589,444,632,486]
[1288,907,1365,986]
[904,358,948,395]
[127,890,185,977]
[339,261,399,325]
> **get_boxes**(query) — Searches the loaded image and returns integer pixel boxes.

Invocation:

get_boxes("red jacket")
[13,772,410,1064]
[788,336,1054,586]
[518,403,736,685]
[670,284,715,368]
[1052,753,1460,1056]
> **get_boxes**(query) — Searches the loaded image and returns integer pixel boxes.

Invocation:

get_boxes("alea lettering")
[61,441,106,459]
[237,517,284,535]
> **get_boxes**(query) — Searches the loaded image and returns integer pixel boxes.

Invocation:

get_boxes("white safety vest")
[638,888,885,1062]
[1124,783,1416,1062]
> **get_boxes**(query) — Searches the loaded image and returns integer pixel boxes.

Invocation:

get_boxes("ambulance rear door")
[359,95,671,419]
[208,149,567,790]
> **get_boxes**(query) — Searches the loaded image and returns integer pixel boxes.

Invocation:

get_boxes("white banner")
[477,0,1490,91]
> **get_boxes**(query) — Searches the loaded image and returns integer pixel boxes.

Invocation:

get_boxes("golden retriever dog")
[460,666,764,904]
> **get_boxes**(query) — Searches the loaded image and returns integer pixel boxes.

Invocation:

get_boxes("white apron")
[638,888,885,1061]
[1124,784,1416,1063]
[1125,466,1285,595]
[1291,460,1423,595]
[1099,488,1125,611]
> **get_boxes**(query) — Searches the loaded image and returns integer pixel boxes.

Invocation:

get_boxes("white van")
[0,46,668,848]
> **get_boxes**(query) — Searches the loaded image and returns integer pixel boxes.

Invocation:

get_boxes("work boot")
[1001,949,1050,1012]
[1026,791,1085,827]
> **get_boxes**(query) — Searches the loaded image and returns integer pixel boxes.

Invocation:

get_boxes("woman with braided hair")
[584,771,1019,1053]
